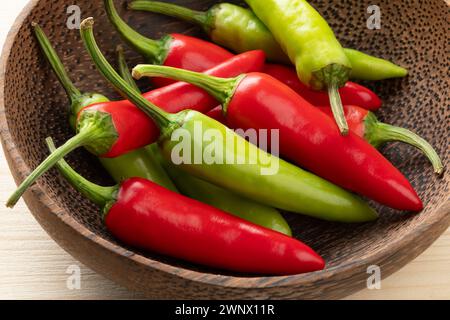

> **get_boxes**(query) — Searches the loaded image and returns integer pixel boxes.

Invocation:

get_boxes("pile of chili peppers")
[7,0,443,276]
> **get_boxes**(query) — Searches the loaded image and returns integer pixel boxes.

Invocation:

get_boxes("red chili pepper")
[6,51,264,208]
[316,105,444,175]
[48,138,325,275]
[134,66,423,211]
[263,64,382,111]
[209,104,443,175]
[207,106,227,124]
[105,0,233,87]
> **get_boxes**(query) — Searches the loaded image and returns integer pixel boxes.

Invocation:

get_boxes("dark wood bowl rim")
[1,0,449,290]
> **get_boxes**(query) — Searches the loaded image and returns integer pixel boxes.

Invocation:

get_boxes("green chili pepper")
[129,1,408,81]
[32,23,177,191]
[243,0,354,134]
[116,45,292,235]
[344,49,408,80]
[149,144,292,236]
[81,17,378,223]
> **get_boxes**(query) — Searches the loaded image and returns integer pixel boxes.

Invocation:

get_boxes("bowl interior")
[2,0,449,278]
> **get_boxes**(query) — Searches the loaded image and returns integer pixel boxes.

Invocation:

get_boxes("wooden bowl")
[0,0,448,299]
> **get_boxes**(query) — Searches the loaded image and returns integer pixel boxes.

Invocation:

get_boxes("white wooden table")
[1,1,449,300]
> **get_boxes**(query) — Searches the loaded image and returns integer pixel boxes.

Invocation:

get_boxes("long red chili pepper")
[47,138,325,275]
[263,64,382,111]
[6,51,264,208]
[208,104,443,175]
[133,66,423,211]
[105,0,233,87]
[315,105,444,175]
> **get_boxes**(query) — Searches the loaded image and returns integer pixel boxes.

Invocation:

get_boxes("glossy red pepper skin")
[154,33,234,87]
[316,105,444,175]
[317,105,369,138]
[77,51,265,158]
[81,102,155,158]
[263,64,382,111]
[224,73,422,211]
[207,106,227,124]
[106,178,325,275]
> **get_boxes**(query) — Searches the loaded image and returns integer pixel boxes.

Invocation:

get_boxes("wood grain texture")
[0,0,449,299]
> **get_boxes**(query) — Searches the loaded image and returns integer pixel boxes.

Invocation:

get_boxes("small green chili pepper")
[129,1,408,81]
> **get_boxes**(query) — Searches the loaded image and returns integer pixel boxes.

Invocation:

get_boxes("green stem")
[6,124,102,208]
[132,64,243,111]
[46,138,117,208]
[80,18,172,129]
[129,1,210,32]
[104,0,166,64]
[116,45,140,92]
[366,114,444,175]
[328,82,349,136]
[32,22,81,104]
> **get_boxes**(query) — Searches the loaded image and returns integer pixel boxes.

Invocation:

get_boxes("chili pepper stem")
[33,22,110,129]
[116,45,140,92]
[81,18,174,130]
[365,113,444,175]
[104,0,167,64]
[328,82,349,135]
[6,119,111,208]
[129,1,211,32]
[45,137,118,209]
[132,64,244,111]
[32,22,81,104]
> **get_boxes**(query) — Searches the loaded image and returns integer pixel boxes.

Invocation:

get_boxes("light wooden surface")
[1,1,449,300]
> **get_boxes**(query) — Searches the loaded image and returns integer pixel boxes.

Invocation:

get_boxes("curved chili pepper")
[46,138,323,275]
[244,0,353,134]
[78,18,377,222]
[132,66,423,212]
[105,0,233,87]
[316,105,444,175]
[117,50,292,236]
[263,64,382,111]
[6,27,265,208]
[129,0,408,80]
